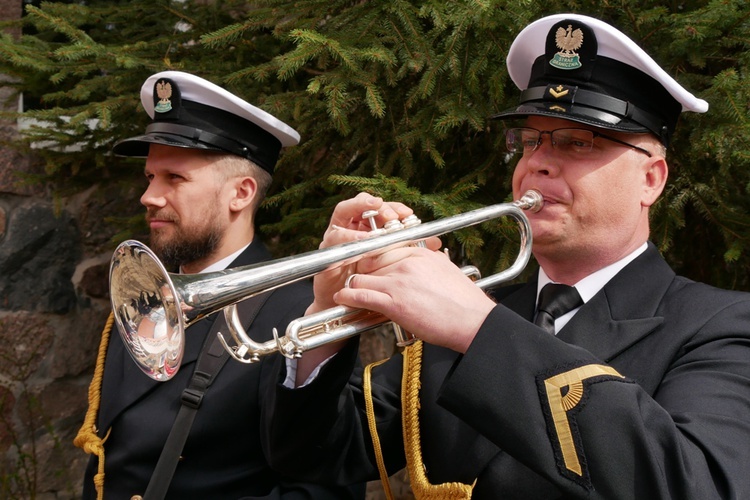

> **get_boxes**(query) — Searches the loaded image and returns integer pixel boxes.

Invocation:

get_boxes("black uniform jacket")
[262,243,750,499]
[83,240,363,499]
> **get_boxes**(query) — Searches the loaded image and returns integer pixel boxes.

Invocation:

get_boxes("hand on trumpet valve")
[333,244,496,354]
[307,192,418,315]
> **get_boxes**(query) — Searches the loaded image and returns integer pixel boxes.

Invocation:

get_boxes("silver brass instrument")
[109,190,542,381]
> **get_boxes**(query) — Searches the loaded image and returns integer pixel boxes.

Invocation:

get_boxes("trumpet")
[109,190,542,381]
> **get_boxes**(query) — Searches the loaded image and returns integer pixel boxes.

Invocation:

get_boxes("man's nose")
[524,139,559,176]
[140,182,167,208]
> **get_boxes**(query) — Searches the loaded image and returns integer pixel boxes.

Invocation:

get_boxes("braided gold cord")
[402,341,474,499]
[364,357,394,499]
[73,312,114,500]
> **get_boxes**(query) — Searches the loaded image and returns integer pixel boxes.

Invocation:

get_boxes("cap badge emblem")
[549,85,570,98]
[550,25,584,70]
[154,80,173,113]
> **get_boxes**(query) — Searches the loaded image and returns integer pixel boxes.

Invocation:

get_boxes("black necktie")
[534,283,583,334]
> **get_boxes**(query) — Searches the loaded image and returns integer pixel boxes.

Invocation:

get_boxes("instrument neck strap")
[73,312,114,500]
[142,331,231,500]
[143,291,272,500]
[364,340,475,499]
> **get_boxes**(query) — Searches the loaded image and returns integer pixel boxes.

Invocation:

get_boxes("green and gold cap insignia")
[154,80,173,113]
[550,25,584,70]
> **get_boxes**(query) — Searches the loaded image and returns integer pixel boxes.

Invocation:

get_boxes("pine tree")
[0,0,749,289]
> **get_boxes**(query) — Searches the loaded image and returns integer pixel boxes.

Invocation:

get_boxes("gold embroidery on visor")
[544,364,624,476]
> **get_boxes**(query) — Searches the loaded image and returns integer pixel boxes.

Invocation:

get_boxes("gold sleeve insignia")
[540,364,625,485]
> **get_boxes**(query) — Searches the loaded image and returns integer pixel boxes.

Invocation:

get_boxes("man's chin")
[149,240,178,264]
[529,227,566,252]
[149,230,174,249]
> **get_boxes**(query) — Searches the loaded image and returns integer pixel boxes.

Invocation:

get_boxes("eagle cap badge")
[154,80,173,113]
[550,24,584,70]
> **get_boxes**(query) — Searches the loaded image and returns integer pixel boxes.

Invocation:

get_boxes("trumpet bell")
[109,240,184,381]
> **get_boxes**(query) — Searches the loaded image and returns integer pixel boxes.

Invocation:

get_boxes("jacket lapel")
[494,278,537,321]
[557,243,673,361]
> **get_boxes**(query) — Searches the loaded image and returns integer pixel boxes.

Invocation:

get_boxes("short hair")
[213,153,272,215]
[639,134,667,159]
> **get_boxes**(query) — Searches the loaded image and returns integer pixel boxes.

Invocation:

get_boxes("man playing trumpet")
[262,13,750,498]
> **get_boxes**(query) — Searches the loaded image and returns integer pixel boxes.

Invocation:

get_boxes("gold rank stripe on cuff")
[543,364,625,477]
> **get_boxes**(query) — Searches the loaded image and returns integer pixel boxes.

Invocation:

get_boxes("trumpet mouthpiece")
[517,190,544,213]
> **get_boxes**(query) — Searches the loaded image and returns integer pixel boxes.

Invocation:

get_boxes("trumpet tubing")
[109,190,542,381]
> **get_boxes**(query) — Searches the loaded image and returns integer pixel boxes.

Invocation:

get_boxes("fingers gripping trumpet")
[109,190,542,381]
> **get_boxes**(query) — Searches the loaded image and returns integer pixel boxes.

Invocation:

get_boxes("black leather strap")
[145,122,260,159]
[143,292,272,500]
[519,85,667,138]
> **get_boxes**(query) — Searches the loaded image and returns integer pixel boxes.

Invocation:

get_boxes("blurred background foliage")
[0,0,748,289]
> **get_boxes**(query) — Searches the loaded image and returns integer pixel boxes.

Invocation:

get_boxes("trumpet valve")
[401,214,422,228]
[401,215,426,246]
[361,210,380,231]
[383,219,405,232]
[362,210,422,238]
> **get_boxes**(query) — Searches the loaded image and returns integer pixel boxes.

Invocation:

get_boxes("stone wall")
[0,4,117,498]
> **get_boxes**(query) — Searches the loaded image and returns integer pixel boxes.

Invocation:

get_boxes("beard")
[148,209,223,271]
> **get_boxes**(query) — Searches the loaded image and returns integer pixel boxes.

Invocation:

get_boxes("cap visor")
[491,102,650,134]
[112,133,223,157]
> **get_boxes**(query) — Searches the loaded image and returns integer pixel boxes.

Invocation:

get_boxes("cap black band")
[145,122,263,161]
[519,85,668,141]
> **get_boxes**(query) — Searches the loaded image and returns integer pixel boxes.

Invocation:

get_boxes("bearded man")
[77,71,364,500]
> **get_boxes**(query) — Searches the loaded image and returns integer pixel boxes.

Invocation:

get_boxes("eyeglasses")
[506,127,653,158]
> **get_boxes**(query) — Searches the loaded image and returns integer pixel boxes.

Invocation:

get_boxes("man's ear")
[230,176,258,212]
[642,157,668,208]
